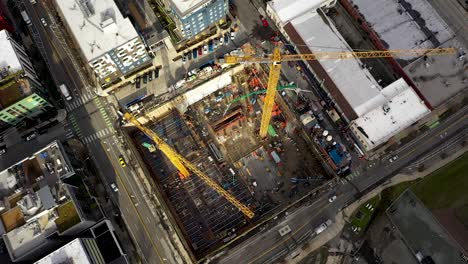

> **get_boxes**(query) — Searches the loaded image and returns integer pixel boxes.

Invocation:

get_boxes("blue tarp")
[329,149,343,165]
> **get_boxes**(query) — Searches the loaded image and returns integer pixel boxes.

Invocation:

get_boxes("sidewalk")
[285,145,468,263]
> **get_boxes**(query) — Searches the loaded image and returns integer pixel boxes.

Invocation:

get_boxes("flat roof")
[404,38,467,107]
[0,30,22,75]
[169,0,207,17]
[0,141,73,200]
[352,0,454,61]
[35,238,92,264]
[266,0,325,24]
[4,210,59,259]
[54,0,139,62]
[290,10,385,117]
[353,78,430,150]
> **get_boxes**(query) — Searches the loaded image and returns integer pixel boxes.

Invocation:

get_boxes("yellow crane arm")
[259,48,282,138]
[225,47,456,139]
[122,113,255,219]
[224,48,456,64]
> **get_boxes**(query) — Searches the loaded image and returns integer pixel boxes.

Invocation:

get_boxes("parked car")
[40,17,47,27]
[260,16,269,27]
[143,73,148,84]
[224,33,229,43]
[328,195,337,203]
[219,37,224,46]
[148,71,153,81]
[154,68,160,78]
[187,51,192,60]
[203,44,208,54]
[213,39,218,49]
[135,76,141,88]
[198,46,203,55]
[208,40,213,52]
[192,49,198,59]
[230,31,235,40]
[182,55,187,64]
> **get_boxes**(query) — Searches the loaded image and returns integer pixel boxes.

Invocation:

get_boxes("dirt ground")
[434,208,468,253]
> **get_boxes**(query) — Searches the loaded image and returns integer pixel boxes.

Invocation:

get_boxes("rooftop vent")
[79,0,95,18]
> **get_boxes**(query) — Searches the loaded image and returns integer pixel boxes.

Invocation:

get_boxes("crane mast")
[225,47,456,138]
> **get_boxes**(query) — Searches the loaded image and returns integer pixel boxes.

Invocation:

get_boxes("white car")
[110,183,119,192]
[388,155,398,163]
[40,18,47,27]
[230,31,235,40]
[203,44,208,54]
[328,195,337,203]
[26,133,37,141]
[219,37,224,46]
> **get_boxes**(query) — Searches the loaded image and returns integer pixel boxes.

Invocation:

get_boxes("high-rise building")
[0,30,53,126]
[0,141,102,262]
[166,0,228,39]
[34,220,128,264]
[54,0,152,87]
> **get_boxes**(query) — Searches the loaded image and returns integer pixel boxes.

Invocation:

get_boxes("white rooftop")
[35,238,92,264]
[55,0,140,62]
[170,0,207,16]
[5,211,58,260]
[0,30,22,74]
[353,78,430,150]
[266,0,327,24]
[352,0,454,61]
[290,11,386,116]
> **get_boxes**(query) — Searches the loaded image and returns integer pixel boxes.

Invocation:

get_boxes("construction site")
[125,60,329,258]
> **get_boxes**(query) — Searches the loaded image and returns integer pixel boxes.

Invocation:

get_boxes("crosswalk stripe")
[83,93,91,101]
[106,121,113,127]
[84,137,89,144]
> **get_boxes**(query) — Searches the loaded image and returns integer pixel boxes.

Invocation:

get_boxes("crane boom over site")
[121,112,255,219]
[225,47,456,138]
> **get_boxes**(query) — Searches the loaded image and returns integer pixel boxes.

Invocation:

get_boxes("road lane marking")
[97,141,165,263]
[398,114,467,161]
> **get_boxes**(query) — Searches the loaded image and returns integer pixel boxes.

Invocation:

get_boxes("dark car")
[135,76,141,88]
[148,71,153,81]
[208,40,213,52]
[143,73,148,84]
[154,68,160,78]
[224,33,229,43]
[198,46,203,55]
[192,49,198,59]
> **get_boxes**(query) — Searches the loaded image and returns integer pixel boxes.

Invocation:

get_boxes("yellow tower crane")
[224,47,456,138]
[120,112,255,219]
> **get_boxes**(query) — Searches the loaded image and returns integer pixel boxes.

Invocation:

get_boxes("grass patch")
[350,195,381,234]
[412,153,468,209]
[55,201,80,233]
[412,153,468,226]
[378,180,419,215]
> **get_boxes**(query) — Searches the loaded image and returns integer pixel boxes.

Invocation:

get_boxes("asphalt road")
[216,106,468,264]
[21,1,183,263]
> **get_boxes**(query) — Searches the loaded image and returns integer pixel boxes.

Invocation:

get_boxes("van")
[59,84,72,101]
